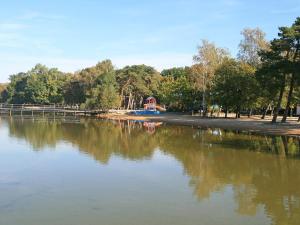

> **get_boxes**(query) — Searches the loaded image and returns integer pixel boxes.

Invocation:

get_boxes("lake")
[0,117,299,225]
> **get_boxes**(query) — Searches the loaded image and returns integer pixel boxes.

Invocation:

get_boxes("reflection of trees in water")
[6,118,157,163]
[3,118,300,225]
[60,120,157,163]
[7,118,63,149]
[156,127,300,225]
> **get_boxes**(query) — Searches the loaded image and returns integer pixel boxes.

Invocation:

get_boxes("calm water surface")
[0,117,300,225]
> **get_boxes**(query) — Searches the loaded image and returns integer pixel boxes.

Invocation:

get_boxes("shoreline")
[98,113,300,137]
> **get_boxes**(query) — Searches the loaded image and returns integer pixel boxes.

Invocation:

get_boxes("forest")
[0,17,300,123]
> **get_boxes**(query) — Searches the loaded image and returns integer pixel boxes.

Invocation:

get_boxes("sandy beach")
[98,113,300,136]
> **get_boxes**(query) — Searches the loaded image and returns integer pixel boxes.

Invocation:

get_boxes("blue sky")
[0,0,299,82]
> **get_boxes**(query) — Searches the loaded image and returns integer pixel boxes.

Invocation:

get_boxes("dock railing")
[0,104,85,116]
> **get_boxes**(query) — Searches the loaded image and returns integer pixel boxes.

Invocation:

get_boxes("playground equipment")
[144,97,166,112]
[133,97,166,115]
[143,121,163,134]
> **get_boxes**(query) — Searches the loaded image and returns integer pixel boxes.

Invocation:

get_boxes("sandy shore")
[98,113,300,136]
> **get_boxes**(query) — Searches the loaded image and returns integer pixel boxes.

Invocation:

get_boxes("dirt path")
[98,113,300,136]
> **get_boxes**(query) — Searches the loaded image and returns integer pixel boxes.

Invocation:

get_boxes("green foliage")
[7,73,29,104]
[158,76,195,111]
[7,64,66,104]
[116,65,161,109]
[255,17,300,122]
[0,83,8,102]
[161,67,190,79]
[213,59,258,115]
[86,83,120,110]
[80,60,120,110]
[63,77,86,105]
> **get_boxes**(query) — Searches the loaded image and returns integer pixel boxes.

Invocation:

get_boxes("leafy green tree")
[255,62,282,119]
[158,76,194,111]
[258,18,300,123]
[25,64,66,104]
[213,59,258,118]
[77,60,115,99]
[80,60,120,110]
[0,84,8,103]
[63,77,86,105]
[7,72,29,104]
[116,65,161,109]
[87,83,120,110]
[159,67,200,111]
[280,18,300,122]
[161,67,190,79]
[257,40,290,121]
[193,40,230,114]
[7,64,66,104]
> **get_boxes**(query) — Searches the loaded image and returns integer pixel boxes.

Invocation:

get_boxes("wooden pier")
[0,104,100,117]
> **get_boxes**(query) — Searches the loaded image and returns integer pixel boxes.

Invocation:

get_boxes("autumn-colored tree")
[238,28,270,67]
[193,40,230,114]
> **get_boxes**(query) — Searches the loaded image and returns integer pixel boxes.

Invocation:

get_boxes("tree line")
[0,17,299,123]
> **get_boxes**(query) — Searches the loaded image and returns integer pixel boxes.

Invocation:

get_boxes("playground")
[133,97,166,115]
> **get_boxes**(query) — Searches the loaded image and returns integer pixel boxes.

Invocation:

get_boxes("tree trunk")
[271,106,274,117]
[261,107,267,119]
[248,108,252,118]
[235,106,240,119]
[120,88,125,109]
[139,96,143,109]
[282,75,295,123]
[202,79,206,117]
[210,105,215,117]
[127,93,132,110]
[126,97,130,110]
[261,103,270,119]
[272,76,286,123]
[282,44,299,123]
[224,107,228,118]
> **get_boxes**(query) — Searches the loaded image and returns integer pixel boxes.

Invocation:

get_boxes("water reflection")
[1,117,300,225]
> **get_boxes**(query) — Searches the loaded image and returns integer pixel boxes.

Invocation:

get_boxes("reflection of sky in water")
[0,118,299,225]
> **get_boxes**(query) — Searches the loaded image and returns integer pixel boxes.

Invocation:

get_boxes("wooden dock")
[0,104,100,117]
